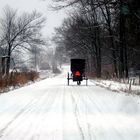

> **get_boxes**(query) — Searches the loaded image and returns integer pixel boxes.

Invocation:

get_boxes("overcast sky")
[0,0,67,37]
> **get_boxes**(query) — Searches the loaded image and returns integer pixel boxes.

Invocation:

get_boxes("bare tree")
[0,6,46,75]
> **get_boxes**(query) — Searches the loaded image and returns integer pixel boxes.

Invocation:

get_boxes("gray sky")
[0,0,67,37]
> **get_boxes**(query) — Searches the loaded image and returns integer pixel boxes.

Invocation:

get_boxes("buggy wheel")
[67,72,69,86]
[86,78,88,86]
[77,81,81,85]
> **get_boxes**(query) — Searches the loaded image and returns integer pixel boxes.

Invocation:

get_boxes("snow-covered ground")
[39,69,56,80]
[92,79,140,95]
[0,65,140,140]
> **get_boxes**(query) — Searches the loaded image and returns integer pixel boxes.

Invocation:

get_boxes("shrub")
[0,71,39,92]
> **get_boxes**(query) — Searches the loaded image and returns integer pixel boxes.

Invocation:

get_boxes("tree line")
[52,0,140,78]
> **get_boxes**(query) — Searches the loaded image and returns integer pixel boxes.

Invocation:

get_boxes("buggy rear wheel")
[77,81,81,85]
[67,72,69,86]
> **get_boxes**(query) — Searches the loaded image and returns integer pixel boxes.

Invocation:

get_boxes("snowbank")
[91,79,140,95]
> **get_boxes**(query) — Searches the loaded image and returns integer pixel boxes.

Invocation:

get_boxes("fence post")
[139,75,140,85]
[128,77,129,84]
[132,78,135,85]
[129,79,132,91]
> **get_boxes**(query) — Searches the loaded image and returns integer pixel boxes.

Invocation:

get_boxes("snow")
[92,79,140,94]
[39,69,56,79]
[0,65,140,140]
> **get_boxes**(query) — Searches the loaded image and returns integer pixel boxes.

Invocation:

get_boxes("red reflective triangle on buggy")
[75,71,81,76]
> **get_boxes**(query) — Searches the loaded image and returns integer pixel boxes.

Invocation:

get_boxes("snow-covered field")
[0,65,140,140]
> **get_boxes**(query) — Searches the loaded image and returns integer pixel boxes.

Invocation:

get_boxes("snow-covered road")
[0,66,140,140]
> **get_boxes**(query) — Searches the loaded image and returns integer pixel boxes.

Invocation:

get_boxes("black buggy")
[67,59,88,85]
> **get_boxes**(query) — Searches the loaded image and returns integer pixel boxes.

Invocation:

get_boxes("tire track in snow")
[0,88,55,138]
[18,91,57,140]
[73,84,131,140]
[72,86,93,140]
[22,89,58,140]
[71,92,85,140]
[62,86,66,140]
[0,98,36,138]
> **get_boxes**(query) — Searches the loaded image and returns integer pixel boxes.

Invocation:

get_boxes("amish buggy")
[67,59,88,85]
